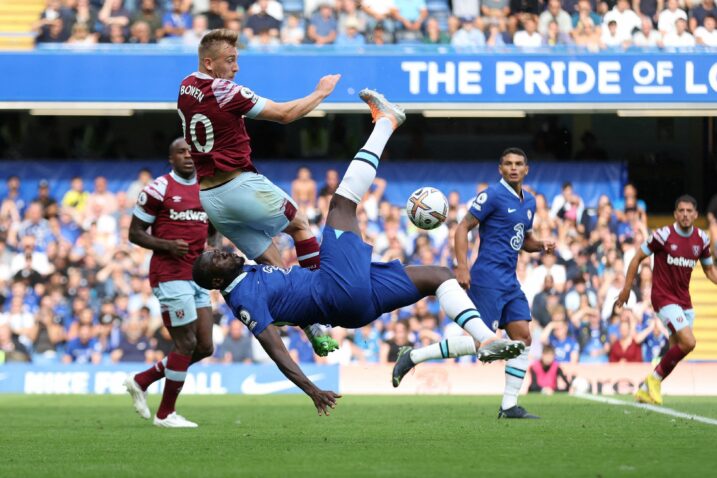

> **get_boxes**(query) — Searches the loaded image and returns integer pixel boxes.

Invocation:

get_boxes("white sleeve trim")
[133,206,156,224]
[245,96,267,119]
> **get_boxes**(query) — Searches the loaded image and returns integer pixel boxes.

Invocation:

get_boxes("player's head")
[674,194,698,229]
[498,147,529,185]
[169,137,195,178]
[192,250,245,290]
[198,29,239,80]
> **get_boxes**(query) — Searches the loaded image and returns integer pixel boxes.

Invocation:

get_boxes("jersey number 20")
[178,110,214,153]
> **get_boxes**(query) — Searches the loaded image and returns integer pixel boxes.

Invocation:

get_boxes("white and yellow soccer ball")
[406,187,449,230]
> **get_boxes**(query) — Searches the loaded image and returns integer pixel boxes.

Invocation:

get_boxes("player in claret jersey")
[178,28,340,356]
[124,138,215,428]
[177,28,339,272]
[616,195,717,405]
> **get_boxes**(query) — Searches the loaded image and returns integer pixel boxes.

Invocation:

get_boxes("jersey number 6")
[178,110,215,153]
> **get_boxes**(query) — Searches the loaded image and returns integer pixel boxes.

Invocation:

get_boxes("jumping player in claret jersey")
[616,195,717,405]
[191,90,525,415]
[392,149,556,420]
[177,28,338,272]
[123,138,214,428]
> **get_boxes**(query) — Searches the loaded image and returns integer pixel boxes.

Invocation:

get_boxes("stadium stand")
[0,0,43,50]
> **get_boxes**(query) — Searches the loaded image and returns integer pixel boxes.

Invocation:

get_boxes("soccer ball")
[406,187,449,230]
[570,376,591,395]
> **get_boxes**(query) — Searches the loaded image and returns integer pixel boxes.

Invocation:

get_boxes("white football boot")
[123,374,151,420]
[153,412,198,428]
[476,338,525,363]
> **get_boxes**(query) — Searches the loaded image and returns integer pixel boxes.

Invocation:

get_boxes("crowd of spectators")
[5,164,715,367]
[34,0,717,49]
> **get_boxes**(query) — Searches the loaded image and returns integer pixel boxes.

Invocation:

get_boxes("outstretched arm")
[256,74,341,124]
[703,263,717,285]
[454,213,479,289]
[256,325,341,415]
[615,247,649,308]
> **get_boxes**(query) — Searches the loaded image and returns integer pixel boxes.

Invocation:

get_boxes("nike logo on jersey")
[240,373,325,394]
[508,208,516,213]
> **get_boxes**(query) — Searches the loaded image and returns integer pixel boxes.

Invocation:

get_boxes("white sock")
[363,117,393,155]
[409,336,476,364]
[436,279,494,343]
[502,347,530,410]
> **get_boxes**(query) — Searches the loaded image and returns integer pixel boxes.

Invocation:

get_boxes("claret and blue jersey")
[467,178,537,330]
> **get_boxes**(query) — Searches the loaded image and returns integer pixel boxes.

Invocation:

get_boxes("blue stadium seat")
[281,0,305,14]
[426,0,450,13]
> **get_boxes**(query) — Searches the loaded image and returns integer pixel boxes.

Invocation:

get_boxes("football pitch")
[2,394,716,477]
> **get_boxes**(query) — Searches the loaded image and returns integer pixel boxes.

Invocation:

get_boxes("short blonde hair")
[198,29,239,59]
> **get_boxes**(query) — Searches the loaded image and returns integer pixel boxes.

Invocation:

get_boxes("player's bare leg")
[391,266,524,387]
[639,326,696,405]
[192,307,215,363]
[498,321,538,419]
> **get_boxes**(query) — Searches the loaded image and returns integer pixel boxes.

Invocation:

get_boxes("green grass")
[1,394,716,477]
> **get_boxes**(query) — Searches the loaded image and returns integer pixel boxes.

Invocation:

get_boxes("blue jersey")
[468,179,536,290]
[222,227,422,337]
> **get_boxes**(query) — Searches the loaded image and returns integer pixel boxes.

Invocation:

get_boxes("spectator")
[538,0,573,36]
[126,168,152,205]
[308,4,339,44]
[70,0,99,36]
[572,17,602,51]
[98,0,131,37]
[18,202,54,253]
[335,17,366,45]
[695,13,717,45]
[67,20,97,44]
[291,167,318,212]
[393,0,428,36]
[31,307,65,357]
[11,236,53,277]
[577,308,609,362]
[220,319,254,363]
[63,323,102,364]
[182,14,209,46]
[608,313,643,362]
[603,0,642,39]
[247,0,284,21]
[528,345,570,394]
[0,323,31,363]
[370,22,389,43]
[544,19,574,44]
[34,181,58,220]
[3,176,25,217]
[601,19,633,48]
[482,0,511,31]
[514,16,543,46]
[690,0,716,31]
[35,0,74,41]
[572,0,603,28]
[338,0,368,36]
[420,17,448,44]
[132,0,164,41]
[532,275,561,327]
[130,20,156,43]
[662,17,695,46]
[111,317,152,363]
[640,317,668,363]
[87,176,118,218]
[319,169,340,196]
[305,0,336,18]
[162,0,193,38]
[633,16,663,47]
[509,0,542,37]
[634,0,662,24]
[658,0,687,35]
[451,17,487,47]
[202,0,228,30]
[486,23,508,46]
[101,22,127,43]
[541,316,580,363]
[381,320,414,363]
[281,14,306,44]
[62,176,89,212]
[362,0,397,37]
[244,0,281,41]
[288,327,319,363]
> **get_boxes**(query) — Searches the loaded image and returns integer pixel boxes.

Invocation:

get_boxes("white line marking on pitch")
[573,393,717,427]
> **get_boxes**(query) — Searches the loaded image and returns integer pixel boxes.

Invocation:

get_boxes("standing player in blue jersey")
[192,90,525,415]
[393,149,555,419]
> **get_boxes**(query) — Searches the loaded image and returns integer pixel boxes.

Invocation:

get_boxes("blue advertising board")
[1,47,716,107]
[0,363,339,395]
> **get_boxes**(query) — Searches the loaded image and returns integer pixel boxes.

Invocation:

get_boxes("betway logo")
[169,209,207,222]
[667,254,696,268]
